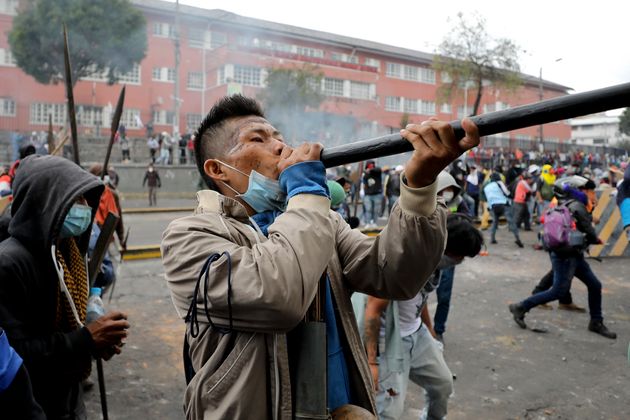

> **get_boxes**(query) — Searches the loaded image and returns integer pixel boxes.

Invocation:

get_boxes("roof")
[569,115,621,126]
[132,0,572,92]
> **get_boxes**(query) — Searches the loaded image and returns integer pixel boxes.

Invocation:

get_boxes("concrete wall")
[114,164,201,196]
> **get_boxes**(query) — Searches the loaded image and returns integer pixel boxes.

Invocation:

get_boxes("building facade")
[570,113,628,147]
[0,0,571,149]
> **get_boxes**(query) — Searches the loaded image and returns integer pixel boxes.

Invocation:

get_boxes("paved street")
[86,221,630,419]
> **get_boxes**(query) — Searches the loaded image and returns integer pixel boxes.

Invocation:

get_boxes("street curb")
[122,245,161,261]
[123,207,194,214]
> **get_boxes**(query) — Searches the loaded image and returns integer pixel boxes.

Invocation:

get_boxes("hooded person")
[436,171,470,215]
[0,155,130,419]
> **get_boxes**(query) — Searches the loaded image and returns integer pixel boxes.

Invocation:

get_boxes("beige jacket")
[161,175,447,419]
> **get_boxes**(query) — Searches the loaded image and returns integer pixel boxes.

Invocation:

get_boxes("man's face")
[207,116,287,194]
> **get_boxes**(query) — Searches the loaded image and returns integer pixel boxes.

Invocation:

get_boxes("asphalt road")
[86,226,630,419]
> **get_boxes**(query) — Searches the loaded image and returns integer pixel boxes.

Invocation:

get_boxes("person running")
[483,172,523,247]
[509,176,616,339]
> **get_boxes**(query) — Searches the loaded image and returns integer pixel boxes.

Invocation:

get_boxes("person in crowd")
[536,164,556,221]
[464,164,483,218]
[529,177,599,312]
[362,160,383,227]
[179,133,189,164]
[0,166,11,197]
[617,162,630,241]
[0,155,130,419]
[160,95,480,418]
[147,136,159,163]
[513,172,534,231]
[384,165,403,216]
[509,176,616,339]
[361,214,483,420]
[187,134,196,164]
[526,165,541,226]
[142,162,161,207]
[484,172,523,247]
[506,161,522,186]
[431,173,471,343]
[88,164,126,250]
[0,327,46,419]
[120,134,131,163]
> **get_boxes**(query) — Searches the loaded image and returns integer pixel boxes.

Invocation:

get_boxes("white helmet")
[556,175,588,190]
[437,171,460,194]
[528,164,541,176]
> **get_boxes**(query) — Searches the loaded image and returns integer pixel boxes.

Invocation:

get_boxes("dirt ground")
[86,227,630,419]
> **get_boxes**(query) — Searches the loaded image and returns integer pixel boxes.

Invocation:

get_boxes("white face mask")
[442,191,454,202]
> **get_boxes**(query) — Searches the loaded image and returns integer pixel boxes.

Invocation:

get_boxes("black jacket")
[0,155,103,419]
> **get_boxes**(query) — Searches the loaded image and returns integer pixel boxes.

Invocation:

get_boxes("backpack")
[542,202,584,249]
[540,180,554,201]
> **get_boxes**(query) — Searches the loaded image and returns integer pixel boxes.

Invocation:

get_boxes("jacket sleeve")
[0,254,94,371]
[570,202,598,244]
[334,173,448,300]
[161,194,335,333]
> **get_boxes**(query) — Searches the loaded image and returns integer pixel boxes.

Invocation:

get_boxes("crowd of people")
[0,93,629,420]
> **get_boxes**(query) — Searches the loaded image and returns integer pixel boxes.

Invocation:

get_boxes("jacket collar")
[196,190,251,223]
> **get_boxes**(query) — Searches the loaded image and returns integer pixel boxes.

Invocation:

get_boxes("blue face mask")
[215,160,287,213]
[60,204,93,238]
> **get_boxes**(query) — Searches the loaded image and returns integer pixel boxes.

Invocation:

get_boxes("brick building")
[0,0,571,151]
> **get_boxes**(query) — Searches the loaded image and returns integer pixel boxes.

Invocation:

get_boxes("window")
[121,109,141,129]
[186,113,202,131]
[365,58,380,68]
[188,27,208,48]
[385,96,401,112]
[152,67,175,82]
[331,52,359,64]
[441,72,452,83]
[153,22,174,38]
[419,68,435,84]
[296,46,324,58]
[0,0,19,15]
[30,103,67,125]
[0,48,16,66]
[117,64,141,84]
[420,100,436,115]
[440,103,452,113]
[153,110,175,125]
[404,66,418,81]
[210,32,227,49]
[233,65,262,86]
[403,98,418,114]
[386,62,401,78]
[323,78,344,97]
[217,67,225,85]
[0,97,15,116]
[76,105,103,127]
[187,71,204,90]
[261,39,292,53]
[349,81,370,100]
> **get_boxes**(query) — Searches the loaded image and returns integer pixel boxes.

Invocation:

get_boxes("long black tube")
[320,82,630,168]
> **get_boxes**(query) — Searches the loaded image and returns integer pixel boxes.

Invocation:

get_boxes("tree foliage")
[258,65,324,142]
[433,12,521,116]
[9,0,147,86]
[619,108,630,136]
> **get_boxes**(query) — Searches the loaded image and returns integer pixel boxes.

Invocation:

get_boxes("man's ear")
[204,159,228,184]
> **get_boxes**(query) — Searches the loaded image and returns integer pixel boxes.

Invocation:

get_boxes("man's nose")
[273,138,288,155]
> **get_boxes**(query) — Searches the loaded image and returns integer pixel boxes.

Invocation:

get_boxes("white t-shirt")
[397,293,423,337]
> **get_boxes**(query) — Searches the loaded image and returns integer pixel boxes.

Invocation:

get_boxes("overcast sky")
[175,0,628,107]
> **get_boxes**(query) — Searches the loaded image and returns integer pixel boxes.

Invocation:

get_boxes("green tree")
[619,108,630,136]
[9,0,147,86]
[433,12,521,116]
[258,65,324,142]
